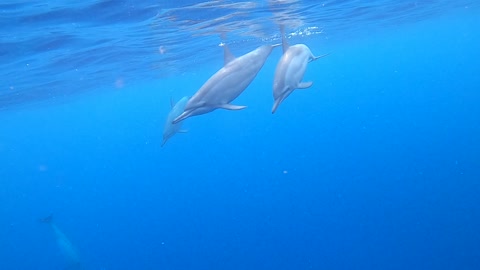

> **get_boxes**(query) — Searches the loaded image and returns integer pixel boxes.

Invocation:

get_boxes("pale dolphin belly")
[174,44,278,123]
[284,46,311,88]
[199,55,266,104]
[274,44,311,100]
[272,40,326,113]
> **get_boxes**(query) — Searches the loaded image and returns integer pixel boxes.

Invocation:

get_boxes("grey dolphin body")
[173,44,279,124]
[162,96,189,146]
[271,33,329,113]
[40,215,83,270]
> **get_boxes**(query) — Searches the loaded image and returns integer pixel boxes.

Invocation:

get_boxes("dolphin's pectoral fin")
[310,53,330,62]
[223,44,236,66]
[218,104,247,110]
[298,81,313,89]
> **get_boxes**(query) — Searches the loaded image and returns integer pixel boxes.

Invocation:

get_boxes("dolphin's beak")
[172,111,189,124]
[271,99,282,114]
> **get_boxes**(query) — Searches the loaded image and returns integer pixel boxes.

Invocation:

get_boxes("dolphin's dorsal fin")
[223,44,235,66]
[169,97,175,108]
[280,25,289,54]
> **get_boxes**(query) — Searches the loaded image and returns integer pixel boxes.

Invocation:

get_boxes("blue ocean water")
[1,1,480,269]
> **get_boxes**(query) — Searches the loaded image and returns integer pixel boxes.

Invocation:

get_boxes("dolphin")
[40,215,83,270]
[162,96,189,146]
[271,28,329,113]
[173,43,280,124]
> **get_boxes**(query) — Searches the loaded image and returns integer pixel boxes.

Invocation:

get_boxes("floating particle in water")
[159,46,167,54]
[115,78,125,89]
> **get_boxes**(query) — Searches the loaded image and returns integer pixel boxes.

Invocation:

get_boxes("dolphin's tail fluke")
[39,214,53,224]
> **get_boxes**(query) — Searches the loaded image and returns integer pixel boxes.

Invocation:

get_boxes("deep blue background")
[1,10,479,270]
